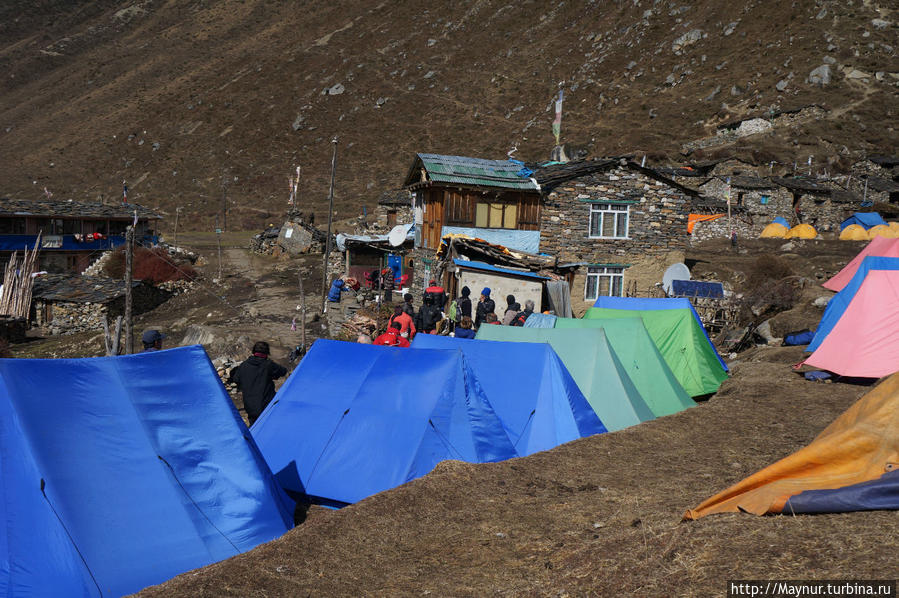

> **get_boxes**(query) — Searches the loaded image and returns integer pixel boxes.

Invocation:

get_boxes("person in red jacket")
[373,321,410,347]
[388,304,416,339]
[423,279,448,311]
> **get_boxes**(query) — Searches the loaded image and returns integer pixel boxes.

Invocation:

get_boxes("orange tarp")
[684,372,899,519]
[687,214,724,234]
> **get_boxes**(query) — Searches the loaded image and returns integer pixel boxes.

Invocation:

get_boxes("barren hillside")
[1,0,897,229]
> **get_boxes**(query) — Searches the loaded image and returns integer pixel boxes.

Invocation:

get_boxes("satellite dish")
[662,263,691,296]
[388,224,408,247]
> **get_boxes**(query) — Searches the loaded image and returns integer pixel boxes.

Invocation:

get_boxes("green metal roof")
[405,153,539,191]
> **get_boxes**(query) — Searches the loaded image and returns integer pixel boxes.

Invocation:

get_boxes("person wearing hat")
[141,329,166,352]
[474,287,495,329]
[228,341,288,425]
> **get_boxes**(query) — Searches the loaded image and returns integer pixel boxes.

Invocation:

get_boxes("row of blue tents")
[0,296,727,596]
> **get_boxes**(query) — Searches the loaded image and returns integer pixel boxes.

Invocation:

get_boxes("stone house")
[844,175,899,205]
[769,177,858,231]
[697,176,791,232]
[31,274,171,334]
[534,159,698,315]
[375,189,414,229]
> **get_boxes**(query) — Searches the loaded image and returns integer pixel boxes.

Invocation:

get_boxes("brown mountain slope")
[1,0,897,229]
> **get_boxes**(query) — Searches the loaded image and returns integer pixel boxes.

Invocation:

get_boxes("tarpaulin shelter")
[785,223,817,239]
[759,222,789,238]
[802,269,899,378]
[474,326,655,431]
[553,317,695,417]
[684,372,899,518]
[0,346,294,597]
[772,216,790,228]
[807,256,899,353]
[410,334,606,454]
[252,340,518,507]
[867,224,899,239]
[687,213,724,234]
[585,307,728,396]
[839,212,886,231]
[523,312,557,328]
[839,224,869,241]
[823,236,899,291]
[592,296,728,371]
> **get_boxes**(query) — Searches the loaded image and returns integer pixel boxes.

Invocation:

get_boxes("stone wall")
[35,283,173,335]
[540,165,694,315]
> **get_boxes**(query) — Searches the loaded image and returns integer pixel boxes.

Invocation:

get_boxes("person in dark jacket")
[456,286,472,321]
[474,287,495,328]
[502,294,521,326]
[511,299,535,327]
[402,293,416,318]
[228,341,288,425]
[416,295,442,334]
[380,267,395,302]
[423,279,448,312]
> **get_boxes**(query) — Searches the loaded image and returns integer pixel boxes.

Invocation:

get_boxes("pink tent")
[803,269,899,377]
[823,236,899,291]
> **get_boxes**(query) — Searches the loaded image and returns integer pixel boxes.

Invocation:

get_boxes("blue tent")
[0,346,293,598]
[772,216,790,228]
[840,212,886,231]
[592,296,728,371]
[252,340,518,507]
[807,256,899,353]
[410,334,606,454]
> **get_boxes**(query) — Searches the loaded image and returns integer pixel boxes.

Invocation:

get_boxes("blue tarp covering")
[0,346,293,597]
[784,469,899,514]
[523,313,557,328]
[784,329,815,346]
[452,258,548,280]
[253,340,518,507]
[0,234,128,252]
[592,296,728,371]
[670,280,724,298]
[839,212,886,231]
[807,256,899,353]
[410,335,606,454]
[441,226,540,253]
[772,216,790,228]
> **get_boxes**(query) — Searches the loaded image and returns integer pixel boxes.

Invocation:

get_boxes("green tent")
[475,326,655,432]
[584,307,727,397]
[553,317,696,417]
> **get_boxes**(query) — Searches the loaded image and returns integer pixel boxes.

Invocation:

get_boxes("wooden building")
[402,153,541,294]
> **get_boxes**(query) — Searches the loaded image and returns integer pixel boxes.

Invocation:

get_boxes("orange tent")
[684,373,899,519]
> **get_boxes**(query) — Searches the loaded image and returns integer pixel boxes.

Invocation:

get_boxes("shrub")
[103,247,196,283]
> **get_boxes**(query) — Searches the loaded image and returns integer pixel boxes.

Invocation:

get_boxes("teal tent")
[553,317,695,417]
[475,326,655,431]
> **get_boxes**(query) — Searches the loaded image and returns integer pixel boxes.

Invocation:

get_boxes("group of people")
[364,280,536,347]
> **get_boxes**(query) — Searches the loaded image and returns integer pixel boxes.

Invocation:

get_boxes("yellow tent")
[868,224,899,239]
[759,222,789,238]
[840,224,870,241]
[889,222,899,233]
[785,223,817,239]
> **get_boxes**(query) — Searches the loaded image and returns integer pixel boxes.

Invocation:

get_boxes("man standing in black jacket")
[228,341,288,425]
[474,287,495,329]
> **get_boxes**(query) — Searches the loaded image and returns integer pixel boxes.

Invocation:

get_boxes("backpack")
[511,311,529,327]
[448,299,459,322]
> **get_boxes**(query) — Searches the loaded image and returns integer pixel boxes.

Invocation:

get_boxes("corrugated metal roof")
[453,258,548,280]
[409,153,539,191]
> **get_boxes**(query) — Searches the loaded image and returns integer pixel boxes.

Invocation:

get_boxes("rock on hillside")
[0,0,896,228]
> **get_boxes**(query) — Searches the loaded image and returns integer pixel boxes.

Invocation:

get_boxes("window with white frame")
[588,203,629,238]
[585,266,624,300]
